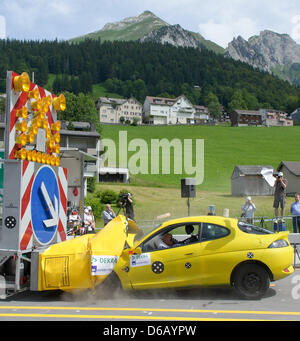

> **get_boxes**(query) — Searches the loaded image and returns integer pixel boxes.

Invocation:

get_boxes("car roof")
[159,215,237,229]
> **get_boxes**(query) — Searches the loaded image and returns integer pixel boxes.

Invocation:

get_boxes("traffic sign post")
[0,71,68,297]
[1,160,67,251]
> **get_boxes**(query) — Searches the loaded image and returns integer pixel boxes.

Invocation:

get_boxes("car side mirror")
[128,246,142,255]
[133,247,142,255]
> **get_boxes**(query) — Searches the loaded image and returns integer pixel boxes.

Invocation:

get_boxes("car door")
[194,222,233,285]
[126,223,203,290]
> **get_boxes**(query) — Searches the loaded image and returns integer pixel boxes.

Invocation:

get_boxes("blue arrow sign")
[31,165,60,245]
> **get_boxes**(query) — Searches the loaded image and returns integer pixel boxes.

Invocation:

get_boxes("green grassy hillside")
[70,11,168,43]
[101,125,300,192]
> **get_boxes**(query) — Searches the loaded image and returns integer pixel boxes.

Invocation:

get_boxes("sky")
[1,0,300,48]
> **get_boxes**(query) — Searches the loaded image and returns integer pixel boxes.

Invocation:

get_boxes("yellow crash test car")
[111,215,294,299]
[36,215,294,300]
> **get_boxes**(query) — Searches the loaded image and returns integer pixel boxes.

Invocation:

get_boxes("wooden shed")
[231,165,275,196]
[277,161,300,195]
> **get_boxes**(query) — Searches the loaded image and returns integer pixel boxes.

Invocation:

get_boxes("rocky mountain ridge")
[225,30,300,85]
[70,11,224,54]
[71,11,300,85]
[139,24,202,49]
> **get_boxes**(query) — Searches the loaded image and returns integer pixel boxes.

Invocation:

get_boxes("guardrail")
[251,215,296,232]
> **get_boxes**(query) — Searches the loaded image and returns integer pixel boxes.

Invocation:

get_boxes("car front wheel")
[232,263,270,299]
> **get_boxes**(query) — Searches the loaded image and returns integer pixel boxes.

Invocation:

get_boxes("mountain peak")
[225,30,300,84]
[141,10,156,16]
[101,11,168,32]
[140,24,202,49]
[69,11,224,53]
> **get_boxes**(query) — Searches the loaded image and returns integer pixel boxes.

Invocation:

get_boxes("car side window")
[200,223,230,242]
[141,223,200,252]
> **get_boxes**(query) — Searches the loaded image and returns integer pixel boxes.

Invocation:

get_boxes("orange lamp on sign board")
[53,94,66,111]
[13,72,30,92]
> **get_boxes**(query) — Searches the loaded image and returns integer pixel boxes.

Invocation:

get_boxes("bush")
[87,176,96,193]
[94,189,102,198]
[85,197,104,219]
[100,189,118,204]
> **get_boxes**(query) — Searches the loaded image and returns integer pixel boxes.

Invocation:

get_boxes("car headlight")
[268,240,289,248]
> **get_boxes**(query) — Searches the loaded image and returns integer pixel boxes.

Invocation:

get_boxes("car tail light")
[268,240,289,248]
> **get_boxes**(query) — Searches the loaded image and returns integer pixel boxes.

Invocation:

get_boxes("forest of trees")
[0,38,300,115]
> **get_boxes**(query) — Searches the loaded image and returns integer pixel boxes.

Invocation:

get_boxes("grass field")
[94,183,295,231]
[101,124,300,192]
[92,124,299,231]
[91,84,124,101]
[44,75,122,101]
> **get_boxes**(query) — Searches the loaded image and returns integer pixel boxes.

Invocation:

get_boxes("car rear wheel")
[232,263,270,299]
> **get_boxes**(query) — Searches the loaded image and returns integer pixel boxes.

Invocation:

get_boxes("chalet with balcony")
[143,95,209,125]
[260,109,293,127]
[231,108,293,127]
[231,110,263,127]
[97,97,142,125]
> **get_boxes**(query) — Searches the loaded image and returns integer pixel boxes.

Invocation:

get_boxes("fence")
[251,215,297,232]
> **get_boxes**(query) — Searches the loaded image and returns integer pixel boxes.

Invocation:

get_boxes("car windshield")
[238,221,273,235]
[134,223,163,243]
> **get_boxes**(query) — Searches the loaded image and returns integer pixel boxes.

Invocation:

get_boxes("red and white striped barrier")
[0,71,68,252]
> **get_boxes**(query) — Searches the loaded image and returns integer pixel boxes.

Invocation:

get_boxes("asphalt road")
[0,269,300,324]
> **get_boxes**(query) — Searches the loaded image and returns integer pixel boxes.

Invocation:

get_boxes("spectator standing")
[290,194,300,233]
[273,172,288,220]
[84,207,96,234]
[102,204,116,226]
[241,196,256,224]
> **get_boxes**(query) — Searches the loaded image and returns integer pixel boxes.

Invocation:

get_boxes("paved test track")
[0,270,300,322]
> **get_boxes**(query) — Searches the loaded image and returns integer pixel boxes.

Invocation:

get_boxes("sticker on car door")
[130,253,151,267]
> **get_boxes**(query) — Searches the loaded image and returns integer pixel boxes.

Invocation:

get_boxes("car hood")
[37,215,140,291]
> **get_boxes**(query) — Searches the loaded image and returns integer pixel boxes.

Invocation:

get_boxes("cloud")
[0,15,6,39]
[198,14,258,48]
[291,15,300,41]
[49,0,74,15]
[1,0,300,45]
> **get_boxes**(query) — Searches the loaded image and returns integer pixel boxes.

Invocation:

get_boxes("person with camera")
[273,171,288,220]
[119,193,135,221]
[290,194,300,233]
[124,193,135,220]
[241,196,256,224]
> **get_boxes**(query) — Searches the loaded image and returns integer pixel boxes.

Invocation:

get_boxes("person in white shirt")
[84,207,96,234]
[241,196,256,224]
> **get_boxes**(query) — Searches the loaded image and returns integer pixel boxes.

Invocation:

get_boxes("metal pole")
[4,71,12,160]
[80,155,85,219]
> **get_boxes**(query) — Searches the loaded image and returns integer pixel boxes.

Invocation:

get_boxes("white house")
[194,105,210,124]
[143,95,204,125]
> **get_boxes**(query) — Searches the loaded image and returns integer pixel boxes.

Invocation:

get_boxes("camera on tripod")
[119,193,131,208]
